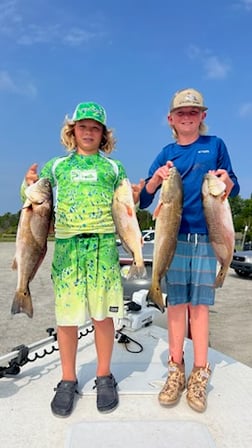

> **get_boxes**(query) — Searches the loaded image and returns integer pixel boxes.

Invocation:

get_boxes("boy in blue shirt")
[134,88,239,412]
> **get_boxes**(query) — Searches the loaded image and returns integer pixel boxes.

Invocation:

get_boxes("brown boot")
[158,357,186,406]
[186,363,211,412]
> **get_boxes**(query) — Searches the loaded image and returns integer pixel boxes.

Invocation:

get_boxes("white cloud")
[239,102,252,117]
[0,0,19,20]
[187,44,201,60]
[0,70,17,92]
[63,28,98,46]
[16,25,101,47]
[232,0,252,11]
[0,70,37,97]
[17,24,60,45]
[0,1,105,47]
[186,45,231,80]
[0,0,22,32]
[240,0,252,11]
[204,56,231,79]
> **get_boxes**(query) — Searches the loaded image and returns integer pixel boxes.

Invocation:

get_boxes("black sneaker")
[51,380,78,417]
[94,374,119,413]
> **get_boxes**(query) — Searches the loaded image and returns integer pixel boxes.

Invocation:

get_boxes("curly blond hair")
[60,118,116,154]
[169,121,208,140]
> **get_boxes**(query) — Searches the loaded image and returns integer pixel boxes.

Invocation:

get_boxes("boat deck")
[0,324,252,447]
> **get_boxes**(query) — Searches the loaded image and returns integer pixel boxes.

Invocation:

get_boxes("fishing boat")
[0,242,252,447]
[1,291,252,448]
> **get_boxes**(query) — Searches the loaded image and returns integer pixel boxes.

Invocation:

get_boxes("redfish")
[112,178,146,279]
[202,173,235,288]
[147,167,183,312]
[11,178,53,317]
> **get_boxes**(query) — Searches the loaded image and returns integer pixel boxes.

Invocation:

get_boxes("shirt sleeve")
[20,179,28,203]
[114,160,128,188]
[216,138,240,197]
[139,148,167,209]
[39,158,58,187]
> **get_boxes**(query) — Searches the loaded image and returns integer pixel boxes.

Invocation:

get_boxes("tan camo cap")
[169,88,208,112]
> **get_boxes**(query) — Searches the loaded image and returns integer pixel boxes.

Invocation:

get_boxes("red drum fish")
[11,178,53,318]
[112,178,146,279]
[202,173,235,288]
[147,167,183,312]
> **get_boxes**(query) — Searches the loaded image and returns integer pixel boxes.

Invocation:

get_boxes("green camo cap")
[71,102,107,125]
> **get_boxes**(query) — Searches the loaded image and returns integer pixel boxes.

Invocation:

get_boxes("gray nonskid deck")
[1,325,252,448]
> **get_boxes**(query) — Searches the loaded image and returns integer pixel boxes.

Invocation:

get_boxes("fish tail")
[147,283,165,313]
[11,288,33,318]
[126,262,146,280]
[12,258,17,270]
[214,266,226,288]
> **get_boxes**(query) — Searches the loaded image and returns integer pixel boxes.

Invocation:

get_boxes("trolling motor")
[0,328,57,378]
[0,323,94,379]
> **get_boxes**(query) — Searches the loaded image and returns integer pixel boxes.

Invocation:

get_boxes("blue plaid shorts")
[165,234,217,306]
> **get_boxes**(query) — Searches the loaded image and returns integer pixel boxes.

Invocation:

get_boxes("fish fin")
[152,202,163,220]
[125,204,134,217]
[22,198,33,209]
[221,191,228,201]
[147,284,165,313]
[126,262,146,280]
[29,246,47,281]
[11,289,33,318]
[12,258,17,270]
[214,266,226,288]
[48,218,55,235]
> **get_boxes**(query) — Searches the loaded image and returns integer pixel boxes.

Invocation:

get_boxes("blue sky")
[1,0,252,214]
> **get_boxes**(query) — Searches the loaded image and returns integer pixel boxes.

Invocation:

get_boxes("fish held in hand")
[147,167,183,312]
[202,173,235,288]
[11,178,53,318]
[112,178,146,279]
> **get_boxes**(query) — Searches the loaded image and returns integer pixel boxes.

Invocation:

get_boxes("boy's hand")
[132,179,145,204]
[147,161,174,194]
[26,163,39,185]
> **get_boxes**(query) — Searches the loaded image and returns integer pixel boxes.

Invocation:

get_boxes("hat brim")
[170,106,208,112]
[66,117,107,128]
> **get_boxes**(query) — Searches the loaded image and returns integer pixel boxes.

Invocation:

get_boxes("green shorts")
[51,234,124,325]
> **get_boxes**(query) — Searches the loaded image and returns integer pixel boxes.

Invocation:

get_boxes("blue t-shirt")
[139,135,240,234]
